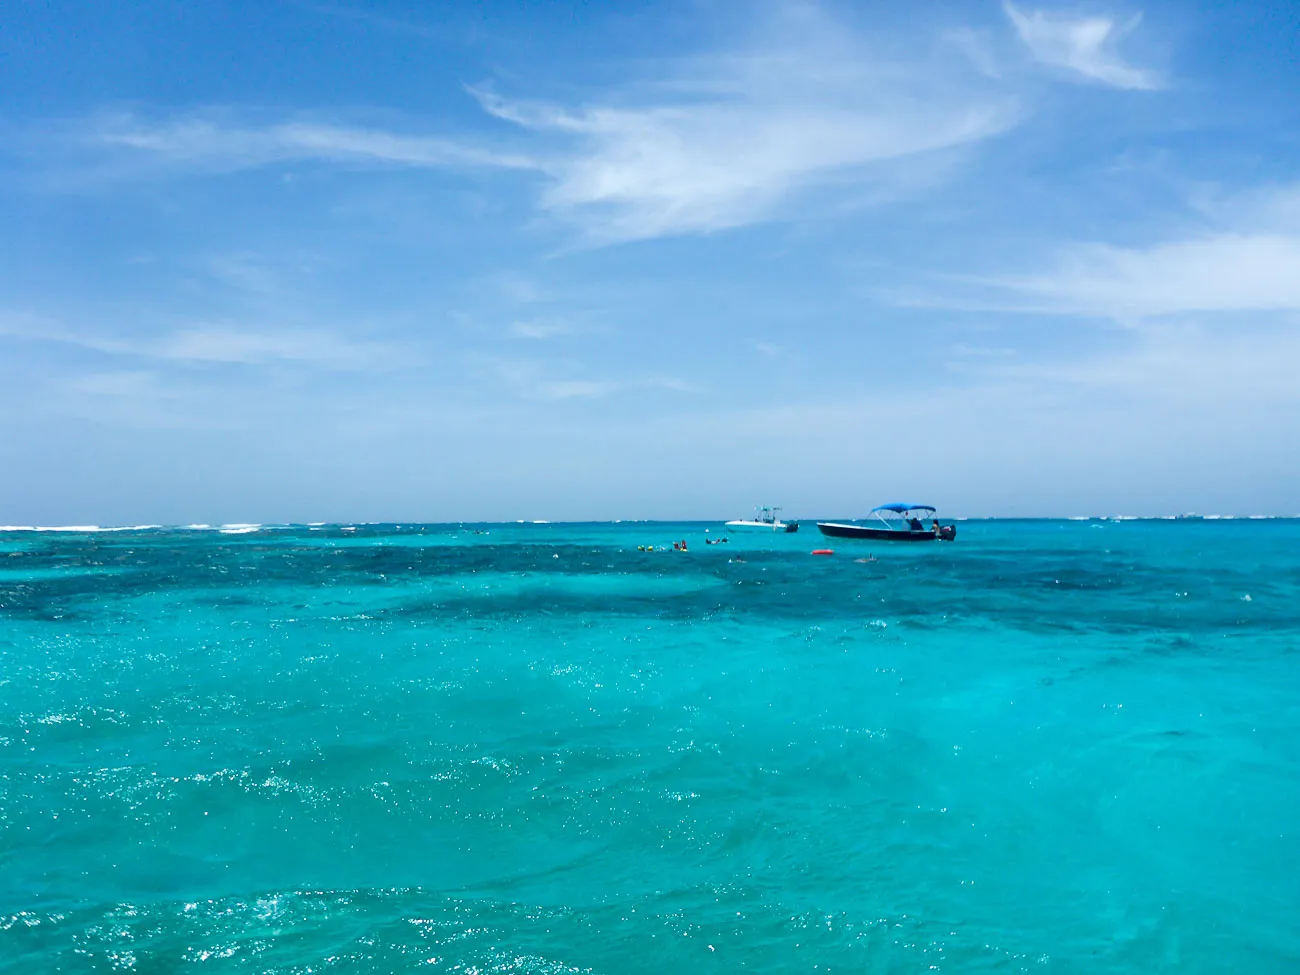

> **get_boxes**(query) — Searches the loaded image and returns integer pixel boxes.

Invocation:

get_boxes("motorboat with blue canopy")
[817,504,956,542]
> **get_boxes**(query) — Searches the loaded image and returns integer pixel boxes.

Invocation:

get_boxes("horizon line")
[4,514,1300,533]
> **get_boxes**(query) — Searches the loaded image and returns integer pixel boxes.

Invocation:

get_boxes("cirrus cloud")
[60,5,1025,245]
[990,233,1300,318]
[473,5,1021,241]
[1003,2,1161,90]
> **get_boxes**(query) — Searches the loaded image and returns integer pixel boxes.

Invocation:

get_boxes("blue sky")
[2,0,1298,522]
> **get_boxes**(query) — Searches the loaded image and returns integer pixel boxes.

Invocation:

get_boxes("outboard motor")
[938,524,957,541]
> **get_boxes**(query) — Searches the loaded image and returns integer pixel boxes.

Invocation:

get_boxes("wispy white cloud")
[489,319,1292,517]
[475,7,1019,241]
[56,370,241,430]
[1004,2,1160,90]
[509,320,578,340]
[152,327,392,366]
[899,180,1300,321]
[473,353,694,401]
[0,315,398,368]
[535,379,621,400]
[986,233,1300,318]
[949,342,1017,359]
[205,252,299,296]
[1189,180,1300,234]
[61,5,1021,244]
[534,376,698,400]
[32,3,1174,262]
[87,111,535,173]
[956,322,1300,400]
[942,27,1004,80]
[66,369,180,400]
[292,0,458,42]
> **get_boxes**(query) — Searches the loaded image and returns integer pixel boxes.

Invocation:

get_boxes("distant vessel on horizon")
[726,506,799,533]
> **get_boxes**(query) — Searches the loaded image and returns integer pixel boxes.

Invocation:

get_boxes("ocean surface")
[2,519,1298,973]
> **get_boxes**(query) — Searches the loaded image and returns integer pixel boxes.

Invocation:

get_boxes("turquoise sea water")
[2,520,1298,973]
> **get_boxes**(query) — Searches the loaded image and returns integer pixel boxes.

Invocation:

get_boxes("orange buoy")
[811,548,834,556]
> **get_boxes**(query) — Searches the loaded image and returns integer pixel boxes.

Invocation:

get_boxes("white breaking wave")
[219,524,262,534]
[0,525,160,533]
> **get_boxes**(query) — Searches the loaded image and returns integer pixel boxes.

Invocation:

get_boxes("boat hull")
[817,522,955,542]
[725,521,799,533]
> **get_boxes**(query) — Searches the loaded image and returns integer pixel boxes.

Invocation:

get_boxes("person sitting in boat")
[932,519,941,536]
[908,517,924,531]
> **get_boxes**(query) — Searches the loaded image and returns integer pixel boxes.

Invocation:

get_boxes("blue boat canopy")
[872,503,936,513]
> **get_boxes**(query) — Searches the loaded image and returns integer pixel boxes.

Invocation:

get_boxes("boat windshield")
[870,504,940,529]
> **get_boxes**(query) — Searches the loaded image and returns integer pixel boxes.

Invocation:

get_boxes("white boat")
[725,506,799,533]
